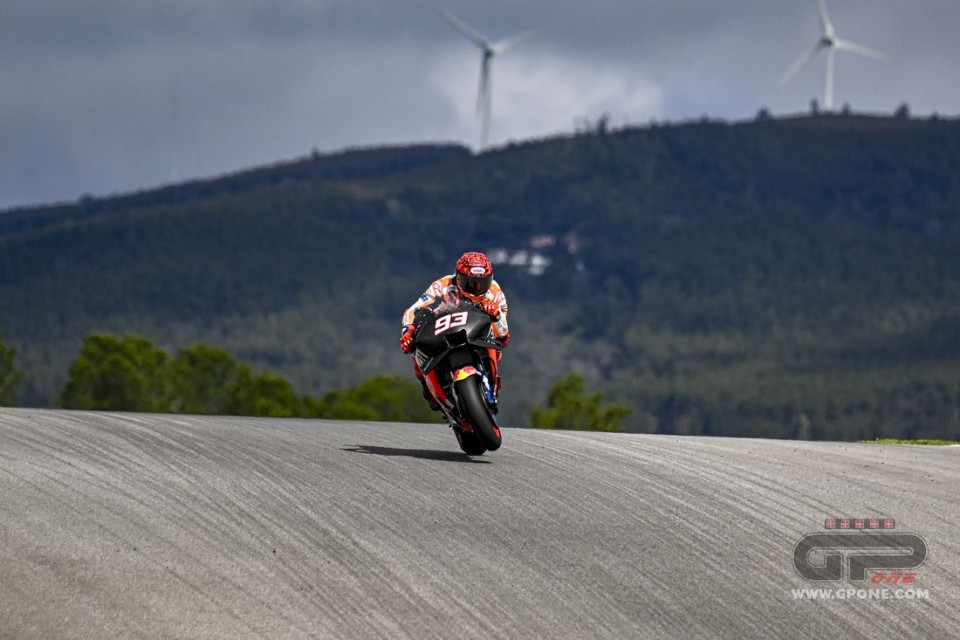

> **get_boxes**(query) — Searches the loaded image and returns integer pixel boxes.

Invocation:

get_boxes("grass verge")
[863,439,958,446]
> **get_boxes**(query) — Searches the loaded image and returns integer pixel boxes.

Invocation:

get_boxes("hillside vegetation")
[1,113,958,439]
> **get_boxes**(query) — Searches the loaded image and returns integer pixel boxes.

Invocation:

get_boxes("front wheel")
[455,376,502,451]
[456,430,486,456]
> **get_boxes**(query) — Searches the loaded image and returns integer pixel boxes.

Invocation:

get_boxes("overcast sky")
[2,0,958,210]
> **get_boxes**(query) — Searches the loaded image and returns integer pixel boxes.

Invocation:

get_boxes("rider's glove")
[479,299,500,320]
[400,324,416,354]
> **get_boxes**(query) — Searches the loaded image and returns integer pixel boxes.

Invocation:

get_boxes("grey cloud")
[1,1,958,209]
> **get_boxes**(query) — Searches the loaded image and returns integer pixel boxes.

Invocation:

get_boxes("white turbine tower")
[779,0,886,112]
[440,9,539,148]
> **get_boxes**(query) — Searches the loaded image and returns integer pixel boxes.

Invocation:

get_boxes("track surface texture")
[1,409,957,639]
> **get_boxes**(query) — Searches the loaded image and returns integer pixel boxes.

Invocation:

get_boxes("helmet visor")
[456,272,492,296]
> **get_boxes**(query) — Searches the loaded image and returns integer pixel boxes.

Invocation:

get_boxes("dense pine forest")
[1,112,958,440]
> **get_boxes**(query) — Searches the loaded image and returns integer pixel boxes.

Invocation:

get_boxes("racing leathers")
[402,275,509,344]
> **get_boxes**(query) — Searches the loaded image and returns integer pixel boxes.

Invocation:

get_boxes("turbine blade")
[833,38,887,61]
[816,0,834,35]
[780,42,824,85]
[440,9,491,50]
[492,28,541,55]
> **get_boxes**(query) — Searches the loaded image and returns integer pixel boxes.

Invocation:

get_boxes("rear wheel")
[455,376,502,451]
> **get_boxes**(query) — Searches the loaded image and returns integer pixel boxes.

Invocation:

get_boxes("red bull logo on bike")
[453,366,479,382]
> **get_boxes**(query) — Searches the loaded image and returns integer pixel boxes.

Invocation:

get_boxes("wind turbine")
[440,9,539,148]
[779,0,886,112]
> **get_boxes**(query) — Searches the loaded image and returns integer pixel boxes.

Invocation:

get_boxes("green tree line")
[0,331,25,406]
[2,331,626,430]
[530,373,630,431]
[53,333,444,421]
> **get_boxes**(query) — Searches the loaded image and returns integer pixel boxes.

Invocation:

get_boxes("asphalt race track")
[1,409,957,639]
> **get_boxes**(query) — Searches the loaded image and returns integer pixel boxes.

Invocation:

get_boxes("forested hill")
[2,113,959,440]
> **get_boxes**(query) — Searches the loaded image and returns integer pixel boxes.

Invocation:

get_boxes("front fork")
[423,347,501,419]
[479,371,498,410]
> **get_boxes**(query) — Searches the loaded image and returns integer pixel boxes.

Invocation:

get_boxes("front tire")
[455,376,502,451]
[456,430,486,456]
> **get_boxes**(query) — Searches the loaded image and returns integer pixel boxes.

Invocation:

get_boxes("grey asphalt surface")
[0,409,957,639]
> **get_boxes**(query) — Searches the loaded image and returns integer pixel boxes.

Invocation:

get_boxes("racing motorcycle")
[412,297,503,455]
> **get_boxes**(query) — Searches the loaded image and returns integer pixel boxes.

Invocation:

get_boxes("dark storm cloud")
[2,1,958,209]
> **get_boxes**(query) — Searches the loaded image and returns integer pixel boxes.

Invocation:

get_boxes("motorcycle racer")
[400,252,509,409]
